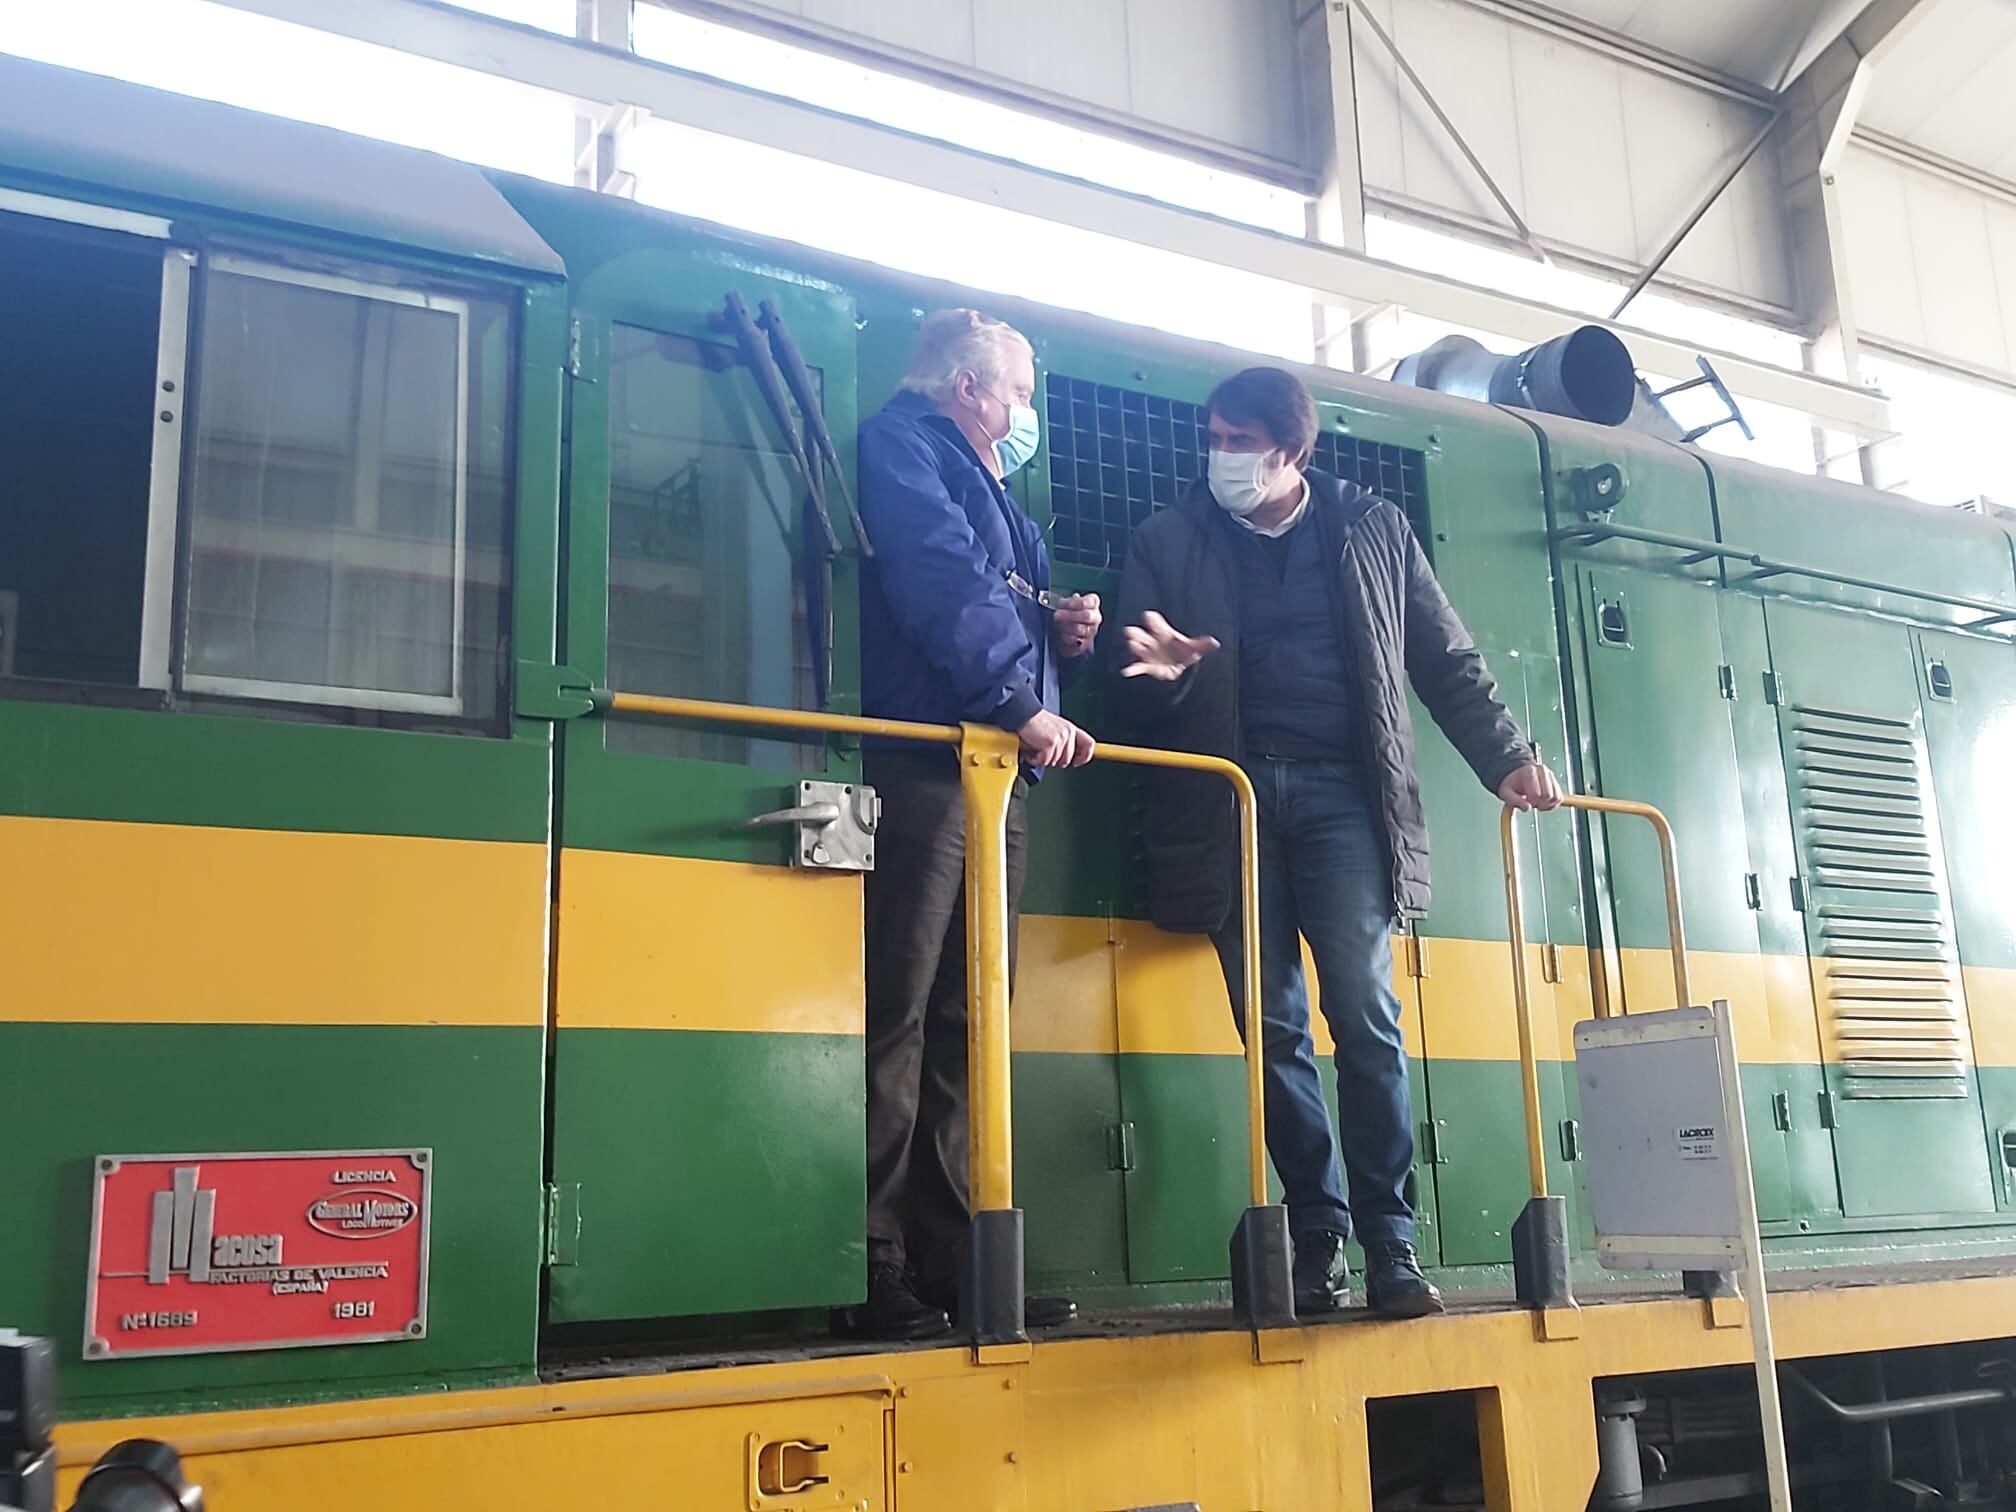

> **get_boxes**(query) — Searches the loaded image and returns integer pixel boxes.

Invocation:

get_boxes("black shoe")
[1293,1229,1351,1315]
[832,1264,953,1341]
[914,1274,1077,1330]
[1363,1240,1444,1318]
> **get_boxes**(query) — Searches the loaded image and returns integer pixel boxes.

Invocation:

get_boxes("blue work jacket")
[856,390,1083,747]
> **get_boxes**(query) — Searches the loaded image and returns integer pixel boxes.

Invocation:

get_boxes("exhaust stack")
[1390,326,1637,427]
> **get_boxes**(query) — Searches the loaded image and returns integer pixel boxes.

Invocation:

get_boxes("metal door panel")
[541,239,871,1323]
[1761,598,1995,1218]
[1571,566,1798,1222]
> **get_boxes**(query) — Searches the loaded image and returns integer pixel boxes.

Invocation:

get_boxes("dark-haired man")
[1110,366,1560,1318]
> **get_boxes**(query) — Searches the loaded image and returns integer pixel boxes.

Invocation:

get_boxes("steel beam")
[1610,108,1782,321]
[573,0,636,197]
[1775,0,1944,469]
[1298,0,1367,368]
[1347,0,1547,263]
[199,0,1892,436]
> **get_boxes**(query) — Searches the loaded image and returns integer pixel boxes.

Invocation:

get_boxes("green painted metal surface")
[1916,628,2016,975]
[0,699,548,840]
[1115,1052,1446,1282]
[1762,596,1997,1218]
[1014,1051,1129,1291]
[0,149,560,1423]
[547,1030,867,1323]
[1713,456,2016,631]
[2,1024,544,1414]
[1572,565,1757,960]
[506,183,865,868]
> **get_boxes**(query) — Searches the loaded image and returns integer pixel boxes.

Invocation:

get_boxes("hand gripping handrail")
[1500,793,1689,1313]
[597,692,1293,1339]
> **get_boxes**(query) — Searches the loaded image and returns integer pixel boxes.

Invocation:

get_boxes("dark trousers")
[862,748,1029,1283]
[1210,756,1416,1247]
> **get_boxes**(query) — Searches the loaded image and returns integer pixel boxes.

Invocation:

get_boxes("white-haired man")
[840,309,1099,1341]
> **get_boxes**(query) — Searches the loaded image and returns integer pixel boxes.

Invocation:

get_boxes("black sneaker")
[914,1274,1077,1330]
[1293,1229,1351,1315]
[1363,1240,1444,1318]
[832,1263,953,1341]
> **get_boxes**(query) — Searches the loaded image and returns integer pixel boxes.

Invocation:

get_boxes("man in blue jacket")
[840,309,1099,1341]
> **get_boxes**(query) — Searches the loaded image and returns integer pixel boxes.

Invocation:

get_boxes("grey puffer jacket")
[1107,471,1534,930]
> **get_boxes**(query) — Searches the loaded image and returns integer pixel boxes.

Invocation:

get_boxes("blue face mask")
[981,384,1041,476]
[996,403,1041,476]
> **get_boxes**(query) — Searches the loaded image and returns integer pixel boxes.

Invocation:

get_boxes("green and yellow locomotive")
[6,48,2016,1511]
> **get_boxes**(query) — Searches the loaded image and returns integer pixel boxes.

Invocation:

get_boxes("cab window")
[604,322,813,768]
[0,203,513,726]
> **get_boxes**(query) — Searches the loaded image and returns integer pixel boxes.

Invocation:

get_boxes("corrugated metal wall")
[695,0,1311,174]
[1352,0,1794,314]
[1837,141,2016,383]
[680,0,2016,386]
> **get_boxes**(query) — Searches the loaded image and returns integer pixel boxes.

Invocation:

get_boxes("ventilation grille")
[1310,432,1432,545]
[1787,705,1968,1099]
[1042,374,1431,568]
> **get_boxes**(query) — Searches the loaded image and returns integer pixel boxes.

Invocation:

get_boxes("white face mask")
[1208,448,1278,517]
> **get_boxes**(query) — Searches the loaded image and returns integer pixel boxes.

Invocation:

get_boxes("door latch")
[748,780,879,871]
[1421,1118,1450,1165]
[747,1435,829,1507]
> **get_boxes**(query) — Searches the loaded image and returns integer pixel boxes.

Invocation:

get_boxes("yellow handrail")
[1500,793,1690,1201]
[1099,743,1267,1209]
[598,694,1270,1218]
[603,690,961,747]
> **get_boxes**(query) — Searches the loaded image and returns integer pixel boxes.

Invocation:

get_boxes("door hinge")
[1771,1090,1792,1132]
[1788,875,1807,912]
[1763,670,1787,705]
[545,1182,582,1267]
[1717,663,1737,700]
[1107,1121,1137,1172]
[1421,1118,1450,1165]
[1817,1089,1837,1129]
[1539,941,1562,984]
[566,316,585,378]
[1559,1118,1583,1162]
[1743,872,1763,911]
[515,660,598,720]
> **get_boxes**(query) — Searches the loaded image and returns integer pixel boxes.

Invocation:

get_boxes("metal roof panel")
[0,52,563,276]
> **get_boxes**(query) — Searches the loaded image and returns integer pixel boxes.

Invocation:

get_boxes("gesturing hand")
[1119,610,1221,682]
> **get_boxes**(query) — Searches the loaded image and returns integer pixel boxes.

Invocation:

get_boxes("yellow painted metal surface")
[1010,916,1118,1055]
[1109,923,1425,1060]
[1965,965,2016,1068]
[0,816,547,1026]
[556,848,863,1034]
[1614,947,1823,1067]
[960,723,1023,1215]
[1031,919,1967,1070]
[55,1274,2016,1511]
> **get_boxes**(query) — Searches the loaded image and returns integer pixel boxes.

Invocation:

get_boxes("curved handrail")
[597,693,1274,1306]
[1500,793,1690,1200]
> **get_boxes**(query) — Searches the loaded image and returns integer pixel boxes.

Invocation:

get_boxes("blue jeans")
[1211,757,1414,1247]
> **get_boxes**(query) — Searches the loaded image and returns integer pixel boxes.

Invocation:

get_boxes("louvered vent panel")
[1788,705,1968,1099]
